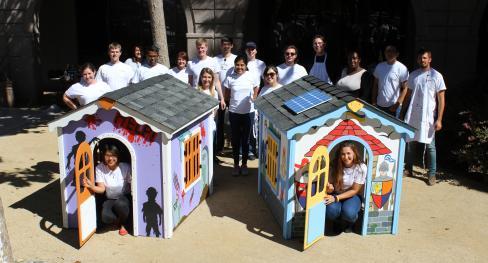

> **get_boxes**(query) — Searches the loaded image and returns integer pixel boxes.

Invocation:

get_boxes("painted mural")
[171,117,212,228]
[61,108,163,237]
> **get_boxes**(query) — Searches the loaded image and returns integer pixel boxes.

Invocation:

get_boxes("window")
[266,134,278,188]
[184,132,201,188]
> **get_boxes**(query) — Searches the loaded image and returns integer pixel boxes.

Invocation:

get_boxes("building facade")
[0,0,487,104]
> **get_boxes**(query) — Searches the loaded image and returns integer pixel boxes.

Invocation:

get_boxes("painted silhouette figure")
[66,131,99,169]
[142,187,163,237]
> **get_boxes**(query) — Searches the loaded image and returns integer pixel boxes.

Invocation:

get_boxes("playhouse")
[254,75,415,250]
[48,74,218,247]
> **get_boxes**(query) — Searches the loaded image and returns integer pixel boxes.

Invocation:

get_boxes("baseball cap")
[245,41,257,49]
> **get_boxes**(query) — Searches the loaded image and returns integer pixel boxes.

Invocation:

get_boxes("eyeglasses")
[285,52,296,56]
[265,72,276,77]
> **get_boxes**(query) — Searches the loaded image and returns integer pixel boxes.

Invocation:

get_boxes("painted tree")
[147,0,170,67]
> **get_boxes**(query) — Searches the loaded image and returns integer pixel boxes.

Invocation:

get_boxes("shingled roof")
[304,119,392,157]
[255,75,356,131]
[103,74,219,134]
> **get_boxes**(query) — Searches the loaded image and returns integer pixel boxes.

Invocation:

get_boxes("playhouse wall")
[170,116,213,229]
[258,116,288,227]
[61,108,164,237]
[292,117,402,235]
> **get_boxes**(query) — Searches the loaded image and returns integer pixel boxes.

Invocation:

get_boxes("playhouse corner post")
[162,136,174,239]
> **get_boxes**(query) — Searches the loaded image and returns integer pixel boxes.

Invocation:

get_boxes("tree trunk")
[148,0,170,67]
[0,196,14,262]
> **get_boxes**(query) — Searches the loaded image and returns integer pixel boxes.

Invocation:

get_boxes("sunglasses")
[265,72,276,77]
[285,52,296,56]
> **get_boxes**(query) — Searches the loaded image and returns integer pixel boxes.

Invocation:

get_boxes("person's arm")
[390,80,408,112]
[324,183,362,205]
[82,176,106,194]
[214,73,226,109]
[63,93,78,110]
[435,90,446,131]
[372,77,378,105]
[188,74,193,87]
[400,88,412,120]
[224,85,231,103]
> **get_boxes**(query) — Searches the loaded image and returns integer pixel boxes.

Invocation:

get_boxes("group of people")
[70,34,445,237]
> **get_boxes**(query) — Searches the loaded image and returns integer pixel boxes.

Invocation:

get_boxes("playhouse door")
[75,142,97,248]
[303,146,329,250]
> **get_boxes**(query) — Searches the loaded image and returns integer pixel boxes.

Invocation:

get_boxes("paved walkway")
[1,107,487,262]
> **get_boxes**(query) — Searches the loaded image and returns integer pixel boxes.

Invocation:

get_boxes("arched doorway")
[245,0,415,81]
[92,135,140,235]
[75,0,187,67]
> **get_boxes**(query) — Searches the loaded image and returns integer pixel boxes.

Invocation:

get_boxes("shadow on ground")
[10,180,78,249]
[206,152,302,251]
[0,106,65,137]
[408,165,488,192]
[0,161,58,188]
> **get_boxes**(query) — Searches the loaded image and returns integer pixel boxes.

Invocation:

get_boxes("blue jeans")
[406,136,436,177]
[326,195,361,224]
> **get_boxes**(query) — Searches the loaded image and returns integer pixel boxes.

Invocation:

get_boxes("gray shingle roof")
[104,74,219,134]
[255,75,355,131]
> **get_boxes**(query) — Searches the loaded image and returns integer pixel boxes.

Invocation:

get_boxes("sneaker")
[428,175,436,186]
[232,166,240,177]
[241,165,249,176]
[248,152,256,161]
[119,227,128,236]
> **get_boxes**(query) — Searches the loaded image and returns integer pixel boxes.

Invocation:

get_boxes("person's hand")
[389,102,400,112]
[324,195,335,205]
[435,119,443,131]
[220,99,226,110]
[326,183,334,193]
[82,175,92,188]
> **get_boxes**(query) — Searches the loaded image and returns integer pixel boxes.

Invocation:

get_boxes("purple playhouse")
[48,75,218,246]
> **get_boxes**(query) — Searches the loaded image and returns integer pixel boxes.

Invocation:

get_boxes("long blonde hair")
[197,67,215,97]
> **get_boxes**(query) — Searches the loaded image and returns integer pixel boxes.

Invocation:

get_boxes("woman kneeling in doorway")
[83,144,132,236]
[324,142,366,233]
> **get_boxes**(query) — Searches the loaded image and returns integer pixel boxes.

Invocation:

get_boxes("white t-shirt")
[200,87,218,131]
[373,61,409,107]
[96,61,134,91]
[215,53,237,86]
[223,71,258,114]
[259,84,283,97]
[404,68,446,144]
[95,162,131,199]
[247,59,266,86]
[187,56,221,88]
[64,81,111,106]
[341,163,367,192]
[168,67,190,84]
[124,58,143,72]
[277,63,308,85]
[337,68,367,91]
[133,63,169,83]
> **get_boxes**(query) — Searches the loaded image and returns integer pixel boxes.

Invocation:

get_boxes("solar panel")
[284,89,332,114]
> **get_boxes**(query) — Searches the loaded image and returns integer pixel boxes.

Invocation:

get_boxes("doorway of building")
[75,0,187,67]
[245,0,415,80]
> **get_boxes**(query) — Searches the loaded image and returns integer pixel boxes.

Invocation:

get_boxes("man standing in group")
[245,41,266,160]
[132,46,169,83]
[403,48,446,186]
[187,38,226,109]
[372,45,409,117]
[96,42,135,91]
[214,37,236,154]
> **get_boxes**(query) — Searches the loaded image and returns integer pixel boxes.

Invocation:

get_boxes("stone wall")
[183,0,248,57]
[367,210,393,234]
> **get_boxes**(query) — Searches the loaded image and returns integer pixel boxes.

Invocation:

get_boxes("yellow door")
[303,145,329,250]
[75,142,97,248]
